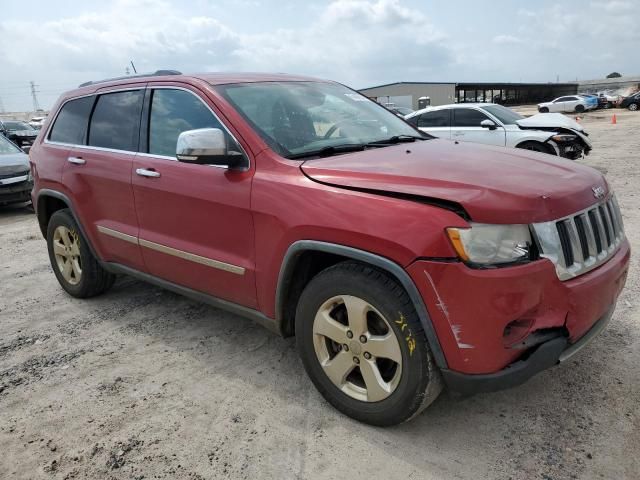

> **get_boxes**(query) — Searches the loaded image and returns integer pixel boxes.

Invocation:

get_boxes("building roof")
[360,81,576,91]
[578,75,640,85]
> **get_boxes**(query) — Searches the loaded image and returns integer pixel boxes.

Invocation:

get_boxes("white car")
[537,95,595,114]
[405,103,591,160]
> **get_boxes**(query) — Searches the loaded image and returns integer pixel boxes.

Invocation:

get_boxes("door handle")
[136,168,161,178]
[67,156,86,165]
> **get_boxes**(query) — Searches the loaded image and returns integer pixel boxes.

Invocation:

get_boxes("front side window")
[216,81,425,159]
[453,108,490,127]
[49,96,94,144]
[88,90,143,151]
[148,89,224,157]
[417,110,450,128]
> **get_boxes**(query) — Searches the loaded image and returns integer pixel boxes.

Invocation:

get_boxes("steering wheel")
[323,119,361,139]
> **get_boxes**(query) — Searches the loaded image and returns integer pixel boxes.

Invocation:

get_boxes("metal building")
[359,81,578,109]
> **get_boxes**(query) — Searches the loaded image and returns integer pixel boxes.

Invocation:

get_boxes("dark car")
[619,91,640,111]
[0,120,38,150]
[0,134,32,206]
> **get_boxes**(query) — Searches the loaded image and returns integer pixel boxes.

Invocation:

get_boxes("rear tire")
[46,209,115,298]
[295,261,442,426]
[575,104,585,113]
[516,141,554,155]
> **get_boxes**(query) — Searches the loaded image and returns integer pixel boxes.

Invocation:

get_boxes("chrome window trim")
[531,195,625,281]
[96,224,245,275]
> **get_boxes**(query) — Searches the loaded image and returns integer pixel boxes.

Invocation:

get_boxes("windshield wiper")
[366,135,426,146]
[288,144,366,159]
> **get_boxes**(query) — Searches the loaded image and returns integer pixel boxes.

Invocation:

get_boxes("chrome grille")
[532,196,625,281]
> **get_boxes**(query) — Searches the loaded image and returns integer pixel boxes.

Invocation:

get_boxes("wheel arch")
[36,189,100,260]
[275,240,448,369]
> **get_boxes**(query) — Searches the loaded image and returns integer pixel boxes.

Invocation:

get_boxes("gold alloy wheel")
[52,226,82,285]
[312,295,402,402]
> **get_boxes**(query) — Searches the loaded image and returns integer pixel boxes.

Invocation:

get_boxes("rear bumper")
[441,305,614,395]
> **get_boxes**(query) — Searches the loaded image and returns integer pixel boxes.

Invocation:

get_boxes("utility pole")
[30,81,41,111]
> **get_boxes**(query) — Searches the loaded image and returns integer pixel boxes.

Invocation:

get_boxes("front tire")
[629,103,638,111]
[575,104,585,113]
[47,209,115,298]
[295,262,442,426]
[539,107,549,113]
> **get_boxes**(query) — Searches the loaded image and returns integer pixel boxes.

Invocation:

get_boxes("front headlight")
[550,134,578,142]
[446,223,533,265]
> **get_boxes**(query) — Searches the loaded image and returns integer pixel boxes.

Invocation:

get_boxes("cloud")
[0,0,457,111]
[492,35,523,45]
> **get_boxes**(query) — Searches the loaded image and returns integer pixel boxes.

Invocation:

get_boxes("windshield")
[3,121,33,131]
[216,81,425,158]
[480,104,525,125]
[0,134,22,154]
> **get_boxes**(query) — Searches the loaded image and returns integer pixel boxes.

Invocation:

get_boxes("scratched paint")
[423,270,474,350]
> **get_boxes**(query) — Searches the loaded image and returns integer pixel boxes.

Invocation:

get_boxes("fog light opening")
[503,318,535,348]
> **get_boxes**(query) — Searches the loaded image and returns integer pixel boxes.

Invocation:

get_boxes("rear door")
[132,86,257,308]
[413,109,451,139]
[63,87,146,271]
[451,108,506,146]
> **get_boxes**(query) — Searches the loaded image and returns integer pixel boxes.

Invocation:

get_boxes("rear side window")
[148,89,224,157]
[88,90,144,151]
[453,108,490,127]
[417,110,450,128]
[49,96,94,144]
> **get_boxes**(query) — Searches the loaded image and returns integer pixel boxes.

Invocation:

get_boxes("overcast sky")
[0,0,637,112]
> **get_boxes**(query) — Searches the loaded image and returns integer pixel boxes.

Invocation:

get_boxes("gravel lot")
[1,109,638,480]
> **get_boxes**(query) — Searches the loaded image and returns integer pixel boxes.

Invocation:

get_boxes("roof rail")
[78,70,182,88]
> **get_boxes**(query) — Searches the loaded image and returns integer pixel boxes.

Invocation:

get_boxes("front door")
[451,108,506,146]
[132,86,257,308]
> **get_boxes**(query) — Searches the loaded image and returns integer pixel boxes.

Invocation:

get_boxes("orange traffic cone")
[611,114,617,125]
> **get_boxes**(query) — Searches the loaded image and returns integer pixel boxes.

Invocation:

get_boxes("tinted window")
[49,96,94,144]
[148,89,224,157]
[453,108,490,127]
[417,110,450,128]
[88,90,143,151]
[555,97,575,103]
[479,105,524,125]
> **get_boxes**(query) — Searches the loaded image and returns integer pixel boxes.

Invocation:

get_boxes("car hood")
[0,152,30,175]
[516,113,584,132]
[300,139,607,224]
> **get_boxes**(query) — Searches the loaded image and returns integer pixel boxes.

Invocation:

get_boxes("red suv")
[30,71,630,426]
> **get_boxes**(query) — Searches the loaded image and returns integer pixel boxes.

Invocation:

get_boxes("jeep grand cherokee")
[30,71,630,426]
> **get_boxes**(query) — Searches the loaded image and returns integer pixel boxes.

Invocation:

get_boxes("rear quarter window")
[49,96,94,144]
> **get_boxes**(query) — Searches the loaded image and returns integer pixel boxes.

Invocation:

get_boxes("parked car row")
[405,103,591,160]
[0,119,38,151]
[538,91,639,113]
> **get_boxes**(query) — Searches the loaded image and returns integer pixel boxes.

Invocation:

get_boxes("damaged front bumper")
[440,305,614,395]
[407,238,629,394]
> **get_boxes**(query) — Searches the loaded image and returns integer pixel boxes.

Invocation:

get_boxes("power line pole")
[30,81,41,111]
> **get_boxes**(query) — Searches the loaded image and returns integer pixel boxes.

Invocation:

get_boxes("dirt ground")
[1,108,638,480]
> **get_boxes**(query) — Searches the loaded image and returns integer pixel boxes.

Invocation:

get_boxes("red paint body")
[30,73,630,377]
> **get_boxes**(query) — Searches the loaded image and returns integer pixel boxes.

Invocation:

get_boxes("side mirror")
[176,128,247,170]
[480,119,497,130]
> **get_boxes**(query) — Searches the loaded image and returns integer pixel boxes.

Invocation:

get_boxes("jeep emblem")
[592,186,605,199]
